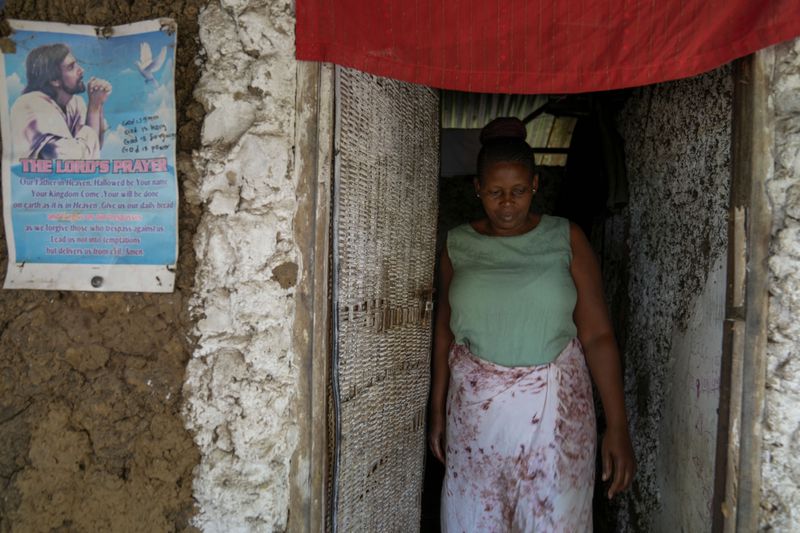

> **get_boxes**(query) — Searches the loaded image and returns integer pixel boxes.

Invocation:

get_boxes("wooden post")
[712,50,773,533]
[288,60,335,533]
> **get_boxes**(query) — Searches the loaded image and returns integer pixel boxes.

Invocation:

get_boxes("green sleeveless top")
[447,215,578,367]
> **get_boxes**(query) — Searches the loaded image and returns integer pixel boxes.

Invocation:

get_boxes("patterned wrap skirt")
[441,339,596,533]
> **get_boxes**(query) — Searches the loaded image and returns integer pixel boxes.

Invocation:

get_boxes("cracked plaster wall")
[0,1,205,531]
[761,36,800,532]
[610,65,732,532]
[182,0,303,531]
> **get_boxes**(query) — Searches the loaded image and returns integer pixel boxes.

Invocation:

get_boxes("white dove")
[136,42,167,84]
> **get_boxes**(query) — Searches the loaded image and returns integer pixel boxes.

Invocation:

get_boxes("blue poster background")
[2,27,177,265]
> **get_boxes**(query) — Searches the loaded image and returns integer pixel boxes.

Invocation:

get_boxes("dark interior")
[421,91,630,532]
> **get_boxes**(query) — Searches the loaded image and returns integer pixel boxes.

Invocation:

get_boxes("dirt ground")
[0,1,206,531]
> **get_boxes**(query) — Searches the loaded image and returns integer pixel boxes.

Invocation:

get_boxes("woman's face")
[475,162,538,235]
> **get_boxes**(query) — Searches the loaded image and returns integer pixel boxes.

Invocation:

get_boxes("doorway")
[421,90,638,532]
[322,62,743,532]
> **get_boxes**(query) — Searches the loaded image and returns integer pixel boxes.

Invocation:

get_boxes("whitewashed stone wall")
[761,37,800,532]
[182,0,302,530]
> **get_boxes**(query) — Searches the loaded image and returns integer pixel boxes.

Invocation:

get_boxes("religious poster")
[0,19,178,292]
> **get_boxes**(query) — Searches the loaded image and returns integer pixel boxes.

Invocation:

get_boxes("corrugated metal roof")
[440,91,576,166]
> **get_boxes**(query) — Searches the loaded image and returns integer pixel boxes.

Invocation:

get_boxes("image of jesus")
[10,43,112,160]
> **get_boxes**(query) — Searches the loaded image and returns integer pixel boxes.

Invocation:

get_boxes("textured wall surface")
[181,0,303,530]
[761,37,800,532]
[612,66,732,532]
[0,1,205,531]
[652,255,725,531]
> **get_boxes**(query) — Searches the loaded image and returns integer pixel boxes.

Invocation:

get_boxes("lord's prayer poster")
[0,19,178,292]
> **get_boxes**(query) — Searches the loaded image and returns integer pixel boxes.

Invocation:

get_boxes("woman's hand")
[428,410,446,463]
[602,426,636,499]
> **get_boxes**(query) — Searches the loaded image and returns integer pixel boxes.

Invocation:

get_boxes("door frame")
[712,51,773,533]
[288,60,335,533]
[292,53,776,532]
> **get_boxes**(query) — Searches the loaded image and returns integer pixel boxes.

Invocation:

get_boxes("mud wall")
[609,65,732,531]
[761,37,800,532]
[181,0,306,530]
[0,1,205,531]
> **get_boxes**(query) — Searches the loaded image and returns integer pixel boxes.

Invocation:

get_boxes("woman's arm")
[429,246,455,463]
[569,223,636,499]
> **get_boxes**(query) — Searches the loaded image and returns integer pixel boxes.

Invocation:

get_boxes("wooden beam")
[712,50,773,533]
[734,47,772,533]
[531,147,570,154]
[521,101,552,124]
[288,60,335,533]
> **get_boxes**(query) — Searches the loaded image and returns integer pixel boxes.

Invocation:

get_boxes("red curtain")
[296,0,800,94]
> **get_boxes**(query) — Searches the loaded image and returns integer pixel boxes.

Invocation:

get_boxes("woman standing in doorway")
[428,117,635,532]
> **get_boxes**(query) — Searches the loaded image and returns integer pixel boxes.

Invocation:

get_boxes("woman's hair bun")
[479,117,527,144]
[476,117,535,179]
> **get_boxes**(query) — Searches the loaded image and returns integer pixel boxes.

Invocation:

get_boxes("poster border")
[0,18,178,293]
